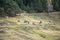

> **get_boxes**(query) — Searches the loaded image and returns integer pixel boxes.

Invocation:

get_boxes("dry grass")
[0,12,60,40]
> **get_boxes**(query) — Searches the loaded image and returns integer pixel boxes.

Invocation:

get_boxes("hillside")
[0,0,60,40]
[0,12,60,40]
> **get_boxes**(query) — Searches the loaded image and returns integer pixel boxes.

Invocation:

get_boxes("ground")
[0,12,60,40]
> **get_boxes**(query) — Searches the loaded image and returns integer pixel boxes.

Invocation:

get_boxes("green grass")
[0,13,60,40]
[27,30,54,40]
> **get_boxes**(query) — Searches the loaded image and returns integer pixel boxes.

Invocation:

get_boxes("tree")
[52,0,60,11]
[0,0,21,16]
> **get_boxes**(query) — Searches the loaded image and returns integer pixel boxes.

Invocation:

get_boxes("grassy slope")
[0,12,60,40]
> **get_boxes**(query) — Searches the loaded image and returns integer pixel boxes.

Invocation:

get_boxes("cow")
[24,20,29,24]
[39,21,42,24]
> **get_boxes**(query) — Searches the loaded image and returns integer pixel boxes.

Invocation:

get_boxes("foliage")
[0,0,21,16]
[0,0,60,16]
[52,0,60,11]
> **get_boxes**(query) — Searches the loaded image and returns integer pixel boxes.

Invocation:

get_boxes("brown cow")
[17,20,20,22]
[39,21,42,24]
[24,20,29,24]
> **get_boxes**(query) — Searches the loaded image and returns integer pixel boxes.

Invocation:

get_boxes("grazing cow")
[39,21,42,24]
[49,21,51,23]
[24,20,29,24]
[39,21,42,26]
[17,20,20,22]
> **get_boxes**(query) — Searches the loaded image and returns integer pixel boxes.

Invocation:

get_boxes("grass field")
[0,12,60,40]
